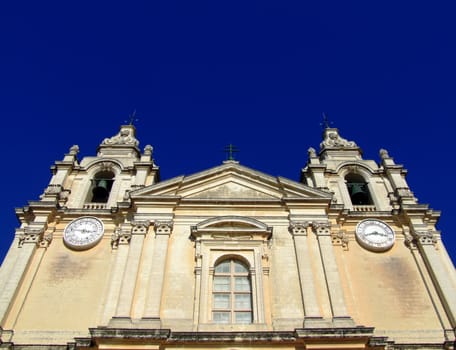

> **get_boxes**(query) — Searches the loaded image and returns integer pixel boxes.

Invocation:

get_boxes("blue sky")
[1,2,456,264]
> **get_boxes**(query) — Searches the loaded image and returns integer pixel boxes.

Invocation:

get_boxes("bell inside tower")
[345,174,372,205]
[90,171,115,203]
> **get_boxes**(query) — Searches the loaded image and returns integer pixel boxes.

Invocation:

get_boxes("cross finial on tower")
[125,110,139,126]
[224,144,239,161]
[320,112,333,129]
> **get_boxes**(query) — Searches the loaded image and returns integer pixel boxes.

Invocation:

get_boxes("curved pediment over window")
[191,216,272,240]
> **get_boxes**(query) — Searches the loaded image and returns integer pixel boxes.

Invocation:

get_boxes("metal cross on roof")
[125,110,139,125]
[224,144,239,161]
[320,112,333,129]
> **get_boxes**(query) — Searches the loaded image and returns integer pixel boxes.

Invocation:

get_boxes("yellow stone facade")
[0,125,455,349]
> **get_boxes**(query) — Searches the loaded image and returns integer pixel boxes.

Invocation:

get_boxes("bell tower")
[301,124,456,340]
[60,124,159,210]
[301,126,415,212]
[0,125,160,342]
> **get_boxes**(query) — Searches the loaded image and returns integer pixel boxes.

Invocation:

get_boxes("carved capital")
[154,221,173,236]
[18,226,47,247]
[131,220,151,235]
[289,221,311,236]
[415,231,438,247]
[39,232,54,248]
[111,226,132,249]
[312,222,331,236]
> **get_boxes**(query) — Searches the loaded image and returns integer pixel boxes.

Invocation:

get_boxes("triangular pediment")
[189,181,277,199]
[130,162,332,201]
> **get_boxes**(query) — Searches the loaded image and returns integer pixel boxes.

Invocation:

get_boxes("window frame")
[212,258,253,324]
[191,216,271,328]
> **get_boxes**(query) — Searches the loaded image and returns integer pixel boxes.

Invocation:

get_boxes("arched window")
[89,171,115,203]
[345,173,372,205]
[212,258,252,324]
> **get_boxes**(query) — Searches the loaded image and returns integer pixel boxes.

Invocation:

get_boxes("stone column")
[142,221,173,324]
[289,222,321,323]
[313,222,353,326]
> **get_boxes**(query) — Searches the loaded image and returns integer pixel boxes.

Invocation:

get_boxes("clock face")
[355,219,395,252]
[63,217,104,250]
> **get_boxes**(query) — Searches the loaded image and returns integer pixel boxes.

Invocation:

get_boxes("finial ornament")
[69,145,79,155]
[224,144,239,161]
[144,144,153,156]
[308,147,317,158]
[102,125,139,147]
[379,148,390,159]
[320,129,357,149]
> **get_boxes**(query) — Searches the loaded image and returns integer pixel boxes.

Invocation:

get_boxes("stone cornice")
[83,327,376,346]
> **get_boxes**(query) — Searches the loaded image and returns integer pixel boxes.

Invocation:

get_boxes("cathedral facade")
[0,125,455,349]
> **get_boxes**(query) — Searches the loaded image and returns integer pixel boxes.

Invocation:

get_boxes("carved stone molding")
[404,234,418,250]
[211,234,252,240]
[154,221,173,236]
[320,129,358,149]
[102,126,139,147]
[44,184,63,195]
[39,232,54,248]
[289,221,311,236]
[331,231,349,250]
[111,227,132,249]
[394,187,414,198]
[98,161,117,173]
[40,184,70,206]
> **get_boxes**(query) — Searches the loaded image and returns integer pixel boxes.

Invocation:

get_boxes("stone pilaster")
[102,226,131,326]
[312,222,354,326]
[0,227,40,324]
[114,221,149,319]
[106,221,150,327]
[413,230,456,327]
[142,221,173,324]
[289,221,322,323]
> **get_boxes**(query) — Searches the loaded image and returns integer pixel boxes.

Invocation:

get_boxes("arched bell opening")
[345,173,372,205]
[89,171,115,203]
